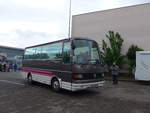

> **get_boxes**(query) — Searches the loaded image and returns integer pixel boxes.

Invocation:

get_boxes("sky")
[0,0,150,48]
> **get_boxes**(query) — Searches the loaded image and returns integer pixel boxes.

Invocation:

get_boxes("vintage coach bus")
[21,38,105,91]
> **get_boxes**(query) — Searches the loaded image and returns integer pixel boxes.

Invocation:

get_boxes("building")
[0,45,24,67]
[72,3,150,54]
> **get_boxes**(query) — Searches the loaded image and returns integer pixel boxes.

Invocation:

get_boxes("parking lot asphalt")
[0,72,150,113]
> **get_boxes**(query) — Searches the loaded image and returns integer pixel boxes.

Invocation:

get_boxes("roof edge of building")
[73,2,150,17]
[0,45,24,50]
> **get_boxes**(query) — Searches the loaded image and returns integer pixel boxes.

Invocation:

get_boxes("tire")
[51,79,60,92]
[27,74,33,85]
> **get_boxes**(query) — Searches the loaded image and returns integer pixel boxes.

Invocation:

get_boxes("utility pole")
[68,0,72,38]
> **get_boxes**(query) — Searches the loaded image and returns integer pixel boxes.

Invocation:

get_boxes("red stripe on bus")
[21,68,53,76]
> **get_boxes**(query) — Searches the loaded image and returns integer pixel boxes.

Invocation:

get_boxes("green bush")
[126,45,143,73]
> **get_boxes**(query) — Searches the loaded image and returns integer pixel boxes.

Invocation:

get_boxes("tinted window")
[73,40,100,64]
[24,47,43,59]
[42,42,63,60]
[24,48,36,59]
[35,47,42,59]
[24,42,63,60]
[63,42,71,63]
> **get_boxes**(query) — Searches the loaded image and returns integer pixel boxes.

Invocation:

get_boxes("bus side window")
[63,42,71,64]
[24,48,36,60]
[41,42,63,60]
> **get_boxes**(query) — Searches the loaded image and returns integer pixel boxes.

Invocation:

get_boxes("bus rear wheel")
[27,74,33,85]
[51,79,60,92]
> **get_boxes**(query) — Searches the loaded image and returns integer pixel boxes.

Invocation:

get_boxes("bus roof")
[25,37,96,49]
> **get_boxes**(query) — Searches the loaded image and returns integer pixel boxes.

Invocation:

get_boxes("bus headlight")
[102,73,104,77]
[72,74,83,79]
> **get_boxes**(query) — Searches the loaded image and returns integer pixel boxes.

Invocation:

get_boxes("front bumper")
[71,80,105,91]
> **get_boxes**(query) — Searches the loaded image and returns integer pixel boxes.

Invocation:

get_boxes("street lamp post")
[68,0,72,38]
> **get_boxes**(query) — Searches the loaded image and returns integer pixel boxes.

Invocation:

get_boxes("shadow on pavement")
[59,88,100,97]
[26,81,100,97]
[135,81,150,85]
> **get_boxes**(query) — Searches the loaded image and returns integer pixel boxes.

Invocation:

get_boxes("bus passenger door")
[60,41,72,83]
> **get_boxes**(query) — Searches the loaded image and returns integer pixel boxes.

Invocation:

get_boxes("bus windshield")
[72,39,101,64]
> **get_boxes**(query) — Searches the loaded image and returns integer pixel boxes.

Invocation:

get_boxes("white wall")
[72,3,150,54]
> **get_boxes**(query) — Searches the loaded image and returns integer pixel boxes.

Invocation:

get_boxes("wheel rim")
[53,81,60,90]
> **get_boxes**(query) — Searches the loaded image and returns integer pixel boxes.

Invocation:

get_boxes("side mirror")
[71,42,76,50]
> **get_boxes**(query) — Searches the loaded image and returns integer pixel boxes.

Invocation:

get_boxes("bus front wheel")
[51,78,60,92]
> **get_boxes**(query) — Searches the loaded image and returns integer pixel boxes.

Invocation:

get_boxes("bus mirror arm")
[71,42,76,50]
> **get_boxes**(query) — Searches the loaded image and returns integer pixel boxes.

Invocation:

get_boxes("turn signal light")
[72,74,83,79]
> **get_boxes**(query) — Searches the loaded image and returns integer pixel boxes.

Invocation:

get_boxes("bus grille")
[82,73,103,80]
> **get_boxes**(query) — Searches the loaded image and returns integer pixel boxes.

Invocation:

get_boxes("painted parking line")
[0,80,25,86]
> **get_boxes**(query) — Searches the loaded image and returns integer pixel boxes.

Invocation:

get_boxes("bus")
[21,38,105,91]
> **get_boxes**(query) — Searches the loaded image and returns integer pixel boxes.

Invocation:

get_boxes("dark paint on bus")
[22,38,104,84]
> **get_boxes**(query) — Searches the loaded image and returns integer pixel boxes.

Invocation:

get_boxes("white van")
[135,51,150,81]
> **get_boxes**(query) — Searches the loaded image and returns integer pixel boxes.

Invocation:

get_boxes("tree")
[126,45,143,73]
[101,31,125,67]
